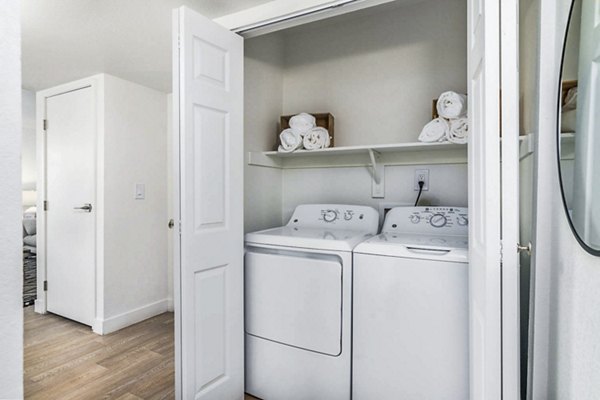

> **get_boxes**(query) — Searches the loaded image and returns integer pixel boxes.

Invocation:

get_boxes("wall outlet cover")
[414,169,429,191]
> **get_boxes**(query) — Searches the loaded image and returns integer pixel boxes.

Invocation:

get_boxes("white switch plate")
[135,183,145,200]
[414,169,429,191]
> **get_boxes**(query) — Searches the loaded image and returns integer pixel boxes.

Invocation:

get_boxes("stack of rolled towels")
[278,113,331,153]
[418,91,469,144]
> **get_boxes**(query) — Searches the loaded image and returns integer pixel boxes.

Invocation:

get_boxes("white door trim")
[35,75,105,333]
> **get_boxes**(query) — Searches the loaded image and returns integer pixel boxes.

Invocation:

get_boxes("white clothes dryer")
[244,204,379,400]
[353,206,469,400]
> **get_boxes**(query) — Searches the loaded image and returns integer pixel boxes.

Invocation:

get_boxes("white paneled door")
[45,87,96,327]
[468,0,522,398]
[173,6,244,400]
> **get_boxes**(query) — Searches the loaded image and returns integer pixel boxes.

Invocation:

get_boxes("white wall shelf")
[248,141,469,170]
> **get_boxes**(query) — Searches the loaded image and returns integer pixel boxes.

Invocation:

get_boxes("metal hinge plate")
[43,281,48,291]
[44,200,48,211]
[43,119,48,131]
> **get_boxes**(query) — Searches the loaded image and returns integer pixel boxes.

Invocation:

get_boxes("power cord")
[414,181,424,206]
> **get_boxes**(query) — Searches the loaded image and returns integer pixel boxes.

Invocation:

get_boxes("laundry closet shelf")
[248,141,469,169]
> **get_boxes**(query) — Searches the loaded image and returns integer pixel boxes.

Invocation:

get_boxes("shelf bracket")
[368,149,385,198]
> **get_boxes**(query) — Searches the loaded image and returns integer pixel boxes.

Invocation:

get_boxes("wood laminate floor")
[24,307,259,399]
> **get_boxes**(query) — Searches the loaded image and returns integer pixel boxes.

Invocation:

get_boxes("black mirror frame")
[556,0,600,257]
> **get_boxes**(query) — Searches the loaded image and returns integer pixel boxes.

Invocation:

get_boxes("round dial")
[344,210,354,221]
[457,216,468,226]
[410,214,421,224]
[323,210,338,223]
[429,213,448,228]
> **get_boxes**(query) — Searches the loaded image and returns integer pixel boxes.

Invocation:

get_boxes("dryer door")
[245,249,343,356]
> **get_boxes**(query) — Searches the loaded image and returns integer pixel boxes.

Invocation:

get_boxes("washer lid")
[246,226,375,252]
[354,233,468,262]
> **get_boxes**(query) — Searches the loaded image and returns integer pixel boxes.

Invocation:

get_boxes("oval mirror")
[558,0,600,255]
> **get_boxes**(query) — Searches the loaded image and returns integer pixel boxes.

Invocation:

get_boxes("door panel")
[45,87,96,326]
[174,6,244,400]
[500,0,521,397]
[468,0,502,399]
[245,251,343,355]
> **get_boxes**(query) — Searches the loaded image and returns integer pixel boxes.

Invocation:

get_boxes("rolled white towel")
[278,128,304,153]
[289,113,316,135]
[418,118,449,143]
[447,118,469,144]
[303,127,331,150]
[437,91,468,119]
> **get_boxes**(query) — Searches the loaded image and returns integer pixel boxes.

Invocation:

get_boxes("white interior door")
[173,6,244,400]
[45,87,96,327]
[467,0,502,399]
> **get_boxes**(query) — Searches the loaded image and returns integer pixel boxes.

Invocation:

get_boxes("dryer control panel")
[287,204,379,234]
[382,206,468,235]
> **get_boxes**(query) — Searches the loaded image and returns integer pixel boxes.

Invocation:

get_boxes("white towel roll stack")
[278,128,304,153]
[437,91,468,119]
[418,118,450,143]
[289,113,316,135]
[447,118,469,144]
[303,127,331,150]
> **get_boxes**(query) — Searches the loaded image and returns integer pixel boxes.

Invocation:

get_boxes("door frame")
[172,0,517,397]
[35,75,104,333]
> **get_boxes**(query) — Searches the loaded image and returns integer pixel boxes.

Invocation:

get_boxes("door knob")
[517,242,532,255]
[168,219,174,229]
[74,203,93,212]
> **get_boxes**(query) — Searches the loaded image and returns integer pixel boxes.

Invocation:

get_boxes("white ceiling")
[21,0,269,93]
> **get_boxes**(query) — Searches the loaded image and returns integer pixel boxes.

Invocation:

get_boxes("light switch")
[135,183,145,200]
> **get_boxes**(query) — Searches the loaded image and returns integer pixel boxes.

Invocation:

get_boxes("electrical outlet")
[414,169,429,191]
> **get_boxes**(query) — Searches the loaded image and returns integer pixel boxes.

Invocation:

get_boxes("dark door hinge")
[44,200,48,211]
[43,281,48,291]
[43,119,48,131]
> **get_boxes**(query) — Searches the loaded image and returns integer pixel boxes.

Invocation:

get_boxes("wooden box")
[278,113,335,148]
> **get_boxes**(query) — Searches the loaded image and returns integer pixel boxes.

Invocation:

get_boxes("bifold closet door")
[173,6,244,400]
[45,86,96,327]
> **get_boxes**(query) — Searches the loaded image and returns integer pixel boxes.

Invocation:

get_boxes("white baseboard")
[34,299,46,314]
[167,297,174,312]
[93,298,169,335]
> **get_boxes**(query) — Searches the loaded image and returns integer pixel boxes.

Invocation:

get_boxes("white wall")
[282,164,468,223]
[244,34,285,233]
[0,0,24,397]
[530,0,600,398]
[22,89,36,190]
[282,0,467,146]
[102,74,169,327]
[245,0,468,230]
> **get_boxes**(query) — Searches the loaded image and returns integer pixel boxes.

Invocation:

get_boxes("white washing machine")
[244,204,379,400]
[353,206,469,400]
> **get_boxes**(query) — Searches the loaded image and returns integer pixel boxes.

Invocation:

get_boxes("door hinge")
[43,280,48,291]
[43,119,48,131]
[178,221,182,235]
[43,200,48,211]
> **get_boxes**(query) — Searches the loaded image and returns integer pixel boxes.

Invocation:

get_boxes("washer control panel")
[287,204,379,233]
[383,206,468,235]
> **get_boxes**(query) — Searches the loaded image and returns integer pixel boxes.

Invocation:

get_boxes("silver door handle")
[74,203,93,212]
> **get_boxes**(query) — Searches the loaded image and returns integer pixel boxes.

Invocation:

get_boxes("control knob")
[323,210,338,223]
[457,216,468,226]
[430,213,448,228]
[410,214,421,224]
